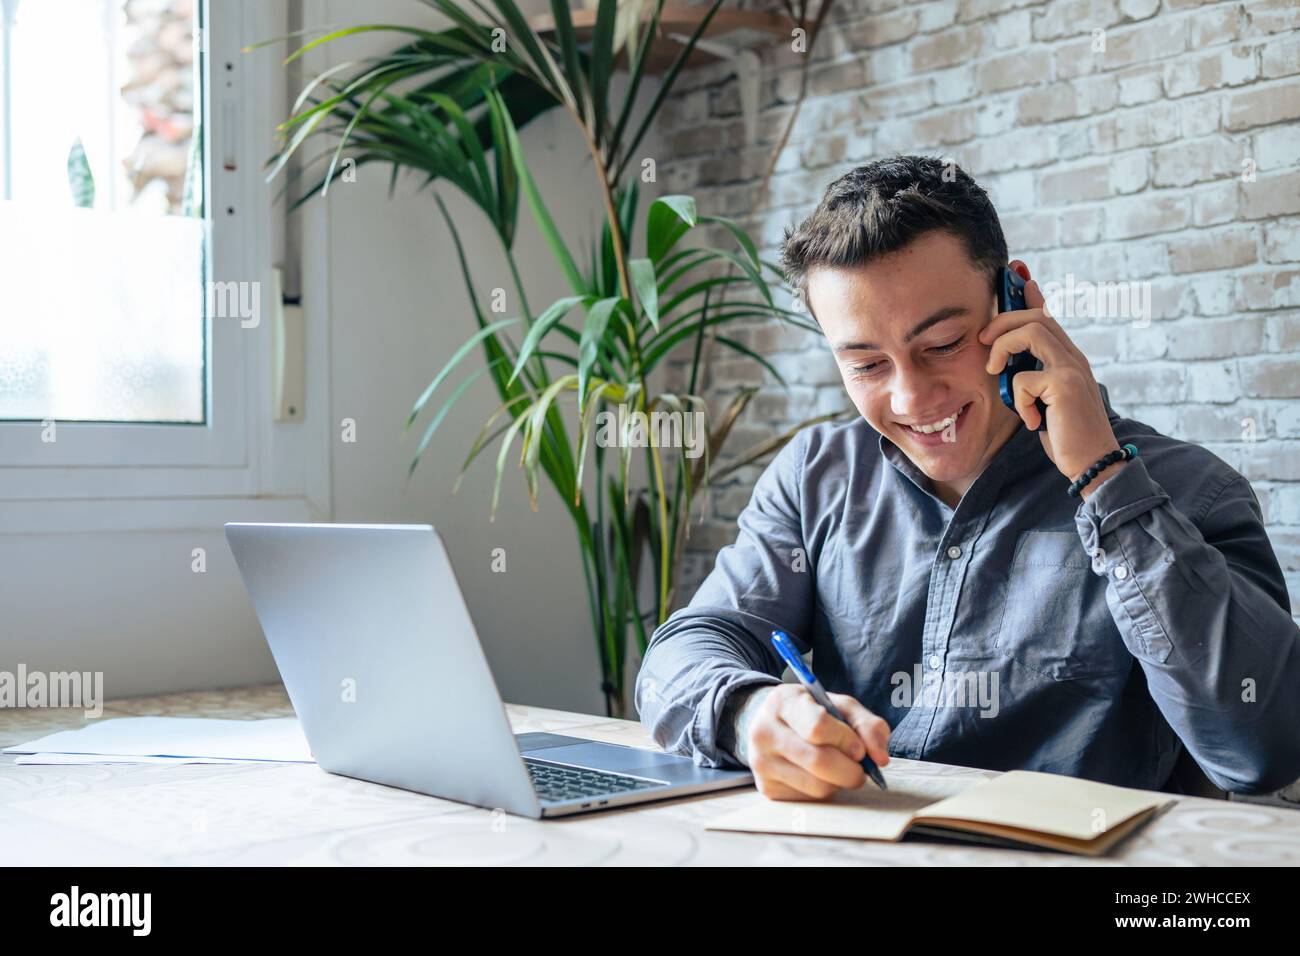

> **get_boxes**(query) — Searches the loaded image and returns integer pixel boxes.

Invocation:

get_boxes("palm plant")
[265,0,842,716]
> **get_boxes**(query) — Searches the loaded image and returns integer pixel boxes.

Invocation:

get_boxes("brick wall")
[656,0,1300,618]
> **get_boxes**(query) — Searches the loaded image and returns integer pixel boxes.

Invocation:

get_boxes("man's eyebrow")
[831,306,969,352]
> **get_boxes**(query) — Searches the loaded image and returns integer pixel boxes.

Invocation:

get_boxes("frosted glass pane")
[0,0,206,423]
[0,202,205,422]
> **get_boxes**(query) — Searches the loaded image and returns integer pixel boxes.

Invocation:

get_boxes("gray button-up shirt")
[634,385,1300,795]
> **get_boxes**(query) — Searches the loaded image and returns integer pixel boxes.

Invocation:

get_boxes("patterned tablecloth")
[1,684,1297,866]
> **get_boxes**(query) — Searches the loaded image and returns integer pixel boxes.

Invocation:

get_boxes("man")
[634,155,1300,800]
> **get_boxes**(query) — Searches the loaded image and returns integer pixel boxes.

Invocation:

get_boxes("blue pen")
[770,629,888,790]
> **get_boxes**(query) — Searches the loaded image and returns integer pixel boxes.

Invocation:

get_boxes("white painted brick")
[1164,45,1259,99]
[1003,209,1060,251]
[1060,206,1104,245]
[1118,0,1159,22]
[1166,316,1266,359]
[1104,193,1192,239]
[1179,97,1223,138]
[1153,135,1250,187]
[1102,363,1186,403]
[990,9,1034,49]
[1017,76,1119,124]
[918,1,960,33]
[1071,325,1123,364]
[982,169,1036,210]
[1090,101,1182,153]
[815,388,854,417]
[1190,275,1237,315]
[1192,180,1241,226]
[1123,321,1168,360]
[771,350,842,387]
[1110,151,1150,193]
[1239,443,1300,483]
[960,133,1056,175]
[864,44,912,85]
[1100,18,1189,70]
[1276,406,1300,439]
[1184,361,1240,403]
[974,96,1018,137]
[1055,37,1103,81]
[1038,159,1111,203]
[1032,0,1120,42]
[1188,4,1241,49]
[1167,224,1259,273]
[1239,268,1300,310]
[1244,0,1300,38]
[1178,404,1271,442]
[1267,312,1300,350]
[933,64,976,104]
[1126,403,1179,434]
[1253,125,1300,173]
[1241,356,1300,398]
[1272,483,1300,522]
[1225,77,1300,131]
[1261,34,1300,80]
[1116,65,1164,106]
[1057,123,1093,159]
[1143,280,1187,323]
[958,0,1038,24]
[1264,220,1300,263]
[843,8,921,50]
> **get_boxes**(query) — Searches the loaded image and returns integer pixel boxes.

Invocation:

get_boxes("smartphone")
[996,267,1048,432]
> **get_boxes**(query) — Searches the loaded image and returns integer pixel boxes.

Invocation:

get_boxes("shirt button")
[946,545,962,559]
[1113,564,1129,580]
[928,654,942,670]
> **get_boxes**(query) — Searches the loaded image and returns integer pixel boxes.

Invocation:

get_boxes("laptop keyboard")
[524,758,663,804]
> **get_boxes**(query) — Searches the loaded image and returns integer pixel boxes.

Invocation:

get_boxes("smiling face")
[807,229,1021,504]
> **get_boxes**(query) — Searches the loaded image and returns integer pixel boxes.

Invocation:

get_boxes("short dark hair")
[780,155,1008,318]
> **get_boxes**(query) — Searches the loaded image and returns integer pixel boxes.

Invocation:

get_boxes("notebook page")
[706,771,980,841]
[914,769,1173,840]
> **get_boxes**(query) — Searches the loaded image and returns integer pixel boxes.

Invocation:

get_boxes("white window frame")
[0,0,329,530]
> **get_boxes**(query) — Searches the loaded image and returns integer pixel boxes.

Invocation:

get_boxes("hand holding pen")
[720,632,891,799]
[764,632,889,790]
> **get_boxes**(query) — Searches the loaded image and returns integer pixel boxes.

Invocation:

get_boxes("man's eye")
[929,335,965,354]
[849,361,882,376]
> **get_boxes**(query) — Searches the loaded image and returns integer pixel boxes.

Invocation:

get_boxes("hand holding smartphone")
[995,266,1049,432]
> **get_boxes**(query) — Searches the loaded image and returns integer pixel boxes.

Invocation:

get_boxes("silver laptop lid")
[225,522,542,818]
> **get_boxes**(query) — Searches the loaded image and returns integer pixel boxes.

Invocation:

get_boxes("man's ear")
[1008,259,1048,312]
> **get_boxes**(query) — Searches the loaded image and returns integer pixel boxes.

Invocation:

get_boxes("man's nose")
[890,362,940,419]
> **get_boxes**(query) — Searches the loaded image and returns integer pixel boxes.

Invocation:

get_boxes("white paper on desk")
[2,717,313,763]
[13,752,248,766]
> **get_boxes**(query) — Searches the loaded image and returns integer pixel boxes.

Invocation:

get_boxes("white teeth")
[909,405,965,434]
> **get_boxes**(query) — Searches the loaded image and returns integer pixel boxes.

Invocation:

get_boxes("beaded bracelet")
[1067,443,1138,497]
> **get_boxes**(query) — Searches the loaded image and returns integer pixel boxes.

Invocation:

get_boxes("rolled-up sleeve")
[634,429,817,767]
[1074,455,1300,795]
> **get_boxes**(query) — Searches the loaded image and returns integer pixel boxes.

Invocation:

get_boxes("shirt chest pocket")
[993,531,1131,682]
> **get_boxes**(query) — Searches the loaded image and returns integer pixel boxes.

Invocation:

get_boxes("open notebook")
[706,769,1176,856]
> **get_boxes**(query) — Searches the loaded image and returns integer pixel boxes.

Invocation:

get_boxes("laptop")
[224,522,754,818]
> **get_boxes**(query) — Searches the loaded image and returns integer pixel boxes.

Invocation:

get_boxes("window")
[0,0,324,525]
[1,0,206,424]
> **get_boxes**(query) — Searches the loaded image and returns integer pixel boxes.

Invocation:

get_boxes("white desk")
[2,684,1298,865]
